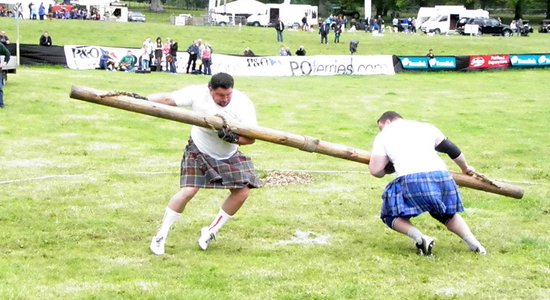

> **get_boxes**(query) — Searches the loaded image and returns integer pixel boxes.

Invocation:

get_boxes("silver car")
[128,12,146,22]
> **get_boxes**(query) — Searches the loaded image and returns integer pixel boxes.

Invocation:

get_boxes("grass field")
[0,15,549,300]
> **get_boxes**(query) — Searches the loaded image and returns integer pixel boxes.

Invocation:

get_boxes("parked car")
[128,12,146,22]
[538,19,550,33]
[456,17,472,34]
[458,17,514,36]
[457,17,485,35]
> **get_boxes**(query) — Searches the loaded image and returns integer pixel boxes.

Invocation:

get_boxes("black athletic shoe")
[416,235,435,256]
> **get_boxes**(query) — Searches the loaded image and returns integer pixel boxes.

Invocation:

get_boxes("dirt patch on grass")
[262,170,313,186]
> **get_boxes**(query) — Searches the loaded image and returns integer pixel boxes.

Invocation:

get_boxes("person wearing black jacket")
[39,31,52,46]
[275,18,284,42]
[169,39,178,73]
[186,40,199,74]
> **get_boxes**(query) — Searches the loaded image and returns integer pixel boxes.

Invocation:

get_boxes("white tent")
[212,0,266,16]
[74,0,128,22]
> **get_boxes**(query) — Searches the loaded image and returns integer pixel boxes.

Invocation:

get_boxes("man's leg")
[391,217,434,256]
[198,187,250,250]
[0,73,4,108]
[150,187,199,255]
[445,214,486,255]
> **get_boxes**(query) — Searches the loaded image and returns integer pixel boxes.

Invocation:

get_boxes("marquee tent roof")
[212,0,266,15]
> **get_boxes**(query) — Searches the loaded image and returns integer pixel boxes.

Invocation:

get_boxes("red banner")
[468,55,510,69]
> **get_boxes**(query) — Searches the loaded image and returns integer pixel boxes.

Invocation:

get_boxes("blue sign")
[400,57,456,70]
[510,54,550,67]
[400,57,429,69]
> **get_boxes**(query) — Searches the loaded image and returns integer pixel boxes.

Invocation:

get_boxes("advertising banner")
[468,55,510,69]
[398,56,456,70]
[64,45,395,76]
[510,54,550,67]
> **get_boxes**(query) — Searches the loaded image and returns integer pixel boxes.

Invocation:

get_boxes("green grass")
[0,17,549,300]
[1,67,549,299]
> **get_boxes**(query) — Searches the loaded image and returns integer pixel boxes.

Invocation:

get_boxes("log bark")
[69,85,524,199]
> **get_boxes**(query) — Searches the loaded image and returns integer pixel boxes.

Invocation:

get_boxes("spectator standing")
[169,39,178,73]
[154,37,163,72]
[14,3,24,19]
[28,2,33,19]
[334,19,342,43]
[368,111,487,256]
[274,18,284,42]
[0,42,10,109]
[186,40,199,74]
[162,38,171,72]
[319,20,330,44]
[516,18,523,36]
[510,20,517,34]
[47,4,52,20]
[201,43,213,75]
[301,14,308,31]
[148,72,260,255]
[377,15,385,33]
[139,47,150,71]
[38,2,45,20]
[143,38,154,68]
[31,2,37,19]
[392,16,399,32]
[39,31,52,46]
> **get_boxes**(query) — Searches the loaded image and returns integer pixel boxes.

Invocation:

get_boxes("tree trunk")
[150,0,164,13]
[514,0,523,19]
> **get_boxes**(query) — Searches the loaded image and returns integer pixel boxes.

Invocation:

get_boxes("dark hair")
[208,72,234,89]
[377,111,402,123]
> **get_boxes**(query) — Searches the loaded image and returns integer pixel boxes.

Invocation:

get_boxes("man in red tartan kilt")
[369,111,486,256]
[147,73,260,255]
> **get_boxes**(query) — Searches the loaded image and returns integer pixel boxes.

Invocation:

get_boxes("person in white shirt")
[369,111,486,256]
[147,72,260,254]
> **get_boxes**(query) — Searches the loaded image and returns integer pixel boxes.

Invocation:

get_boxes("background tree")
[150,0,164,12]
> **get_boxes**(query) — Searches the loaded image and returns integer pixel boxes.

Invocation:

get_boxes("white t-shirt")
[371,119,447,177]
[171,85,257,160]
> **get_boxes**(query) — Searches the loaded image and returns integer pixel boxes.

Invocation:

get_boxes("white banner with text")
[64,45,396,76]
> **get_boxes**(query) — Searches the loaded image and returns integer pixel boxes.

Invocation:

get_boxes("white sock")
[207,208,233,235]
[407,227,423,244]
[462,233,482,251]
[157,207,181,238]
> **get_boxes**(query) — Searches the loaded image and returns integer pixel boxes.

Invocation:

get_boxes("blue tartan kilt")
[380,171,464,220]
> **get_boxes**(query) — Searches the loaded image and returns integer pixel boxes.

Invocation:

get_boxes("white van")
[420,7,488,34]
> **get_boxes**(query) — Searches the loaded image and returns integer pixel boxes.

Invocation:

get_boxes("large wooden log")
[70,85,524,199]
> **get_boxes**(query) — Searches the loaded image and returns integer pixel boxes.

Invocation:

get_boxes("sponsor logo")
[400,57,428,68]
[288,60,388,75]
[469,55,510,69]
[510,55,550,66]
[431,57,456,68]
[470,57,485,67]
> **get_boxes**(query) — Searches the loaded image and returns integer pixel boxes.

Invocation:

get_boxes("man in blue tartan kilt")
[369,111,486,256]
[147,73,260,255]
